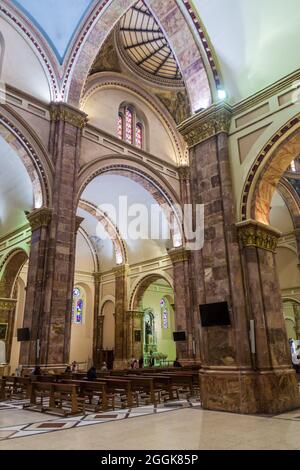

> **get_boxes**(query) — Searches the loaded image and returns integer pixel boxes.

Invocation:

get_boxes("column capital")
[26,207,52,232]
[236,220,281,253]
[50,102,88,129]
[178,102,232,148]
[93,272,102,283]
[169,247,191,264]
[126,310,144,320]
[113,264,129,278]
[177,165,191,181]
[0,298,17,310]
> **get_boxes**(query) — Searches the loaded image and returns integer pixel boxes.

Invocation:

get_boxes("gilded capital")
[50,103,88,129]
[26,207,52,232]
[0,298,17,310]
[169,247,191,264]
[178,102,232,148]
[178,165,190,181]
[236,220,281,253]
[113,264,129,278]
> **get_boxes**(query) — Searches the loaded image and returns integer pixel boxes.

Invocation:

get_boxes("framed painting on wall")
[0,323,8,341]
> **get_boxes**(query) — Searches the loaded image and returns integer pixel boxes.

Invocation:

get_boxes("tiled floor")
[0,398,200,442]
[1,399,300,450]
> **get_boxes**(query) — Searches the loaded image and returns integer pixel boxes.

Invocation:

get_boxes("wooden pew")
[96,378,135,408]
[60,379,112,411]
[26,382,85,416]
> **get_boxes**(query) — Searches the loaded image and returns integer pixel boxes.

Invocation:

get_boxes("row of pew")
[0,366,201,416]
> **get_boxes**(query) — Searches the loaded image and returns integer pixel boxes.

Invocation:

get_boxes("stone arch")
[130,272,174,311]
[79,199,128,266]
[0,108,54,207]
[240,115,300,225]
[0,249,28,299]
[82,72,186,164]
[77,227,100,273]
[63,0,212,111]
[78,157,184,248]
[277,178,300,229]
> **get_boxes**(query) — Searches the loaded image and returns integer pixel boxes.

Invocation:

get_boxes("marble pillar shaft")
[0,299,17,363]
[114,266,128,365]
[127,311,143,359]
[92,274,101,366]
[20,211,51,365]
[189,132,251,368]
[169,249,193,360]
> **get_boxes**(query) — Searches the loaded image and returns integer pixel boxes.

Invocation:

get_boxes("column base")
[200,368,300,414]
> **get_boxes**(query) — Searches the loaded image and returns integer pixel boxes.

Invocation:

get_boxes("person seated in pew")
[101,362,108,372]
[173,358,182,368]
[139,356,144,368]
[87,366,97,381]
[64,366,72,374]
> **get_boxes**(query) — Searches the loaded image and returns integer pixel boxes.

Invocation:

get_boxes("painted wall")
[141,283,176,363]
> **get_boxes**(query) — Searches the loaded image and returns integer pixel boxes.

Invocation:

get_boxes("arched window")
[136,122,143,149]
[125,107,133,144]
[117,113,124,140]
[72,287,84,325]
[117,105,144,149]
[160,298,169,329]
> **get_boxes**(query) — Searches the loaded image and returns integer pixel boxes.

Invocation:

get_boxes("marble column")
[113,265,129,368]
[169,247,194,363]
[0,298,17,363]
[20,208,52,366]
[294,228,300,268]
[178,103,300,414]
[294,304,300,340]
[92,273,101,367]
[21,104,87,366]
[126,310,144,360]
[237,220,300,412]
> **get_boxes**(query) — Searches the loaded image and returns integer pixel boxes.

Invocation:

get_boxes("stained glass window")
[72,288,83,324]
[118,113,124,140]
[125,108,133,144]
[136,122,143,149]
[160,298,169,329]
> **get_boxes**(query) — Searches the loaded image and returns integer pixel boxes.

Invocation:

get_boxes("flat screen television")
[173,331,187,342]
[200,302,231,327]
[17,328,30,342]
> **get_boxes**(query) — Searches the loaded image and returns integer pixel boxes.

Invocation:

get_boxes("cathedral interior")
[1,0,300,452]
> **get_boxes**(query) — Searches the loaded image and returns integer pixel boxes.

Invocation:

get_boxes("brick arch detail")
[129,272,174,311]
[0,249,28,299]
[79,199,128,265]
[240,115,300,224]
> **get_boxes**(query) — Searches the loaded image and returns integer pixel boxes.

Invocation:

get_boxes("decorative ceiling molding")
[117,1,183,84]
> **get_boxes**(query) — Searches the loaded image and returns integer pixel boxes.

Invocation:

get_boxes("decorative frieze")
[236,220,281,253]
[169,247,191,264]
[178,103,232,148]
[26,207,52,232]
[113,264,129,279]
[178,166,191,181]
[0,298,17,310]
[50,103,88,129]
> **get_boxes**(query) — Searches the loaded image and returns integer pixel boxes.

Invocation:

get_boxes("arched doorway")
[131,274,175,367]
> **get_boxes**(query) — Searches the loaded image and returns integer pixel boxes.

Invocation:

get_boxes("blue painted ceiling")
[12,0,93,63]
